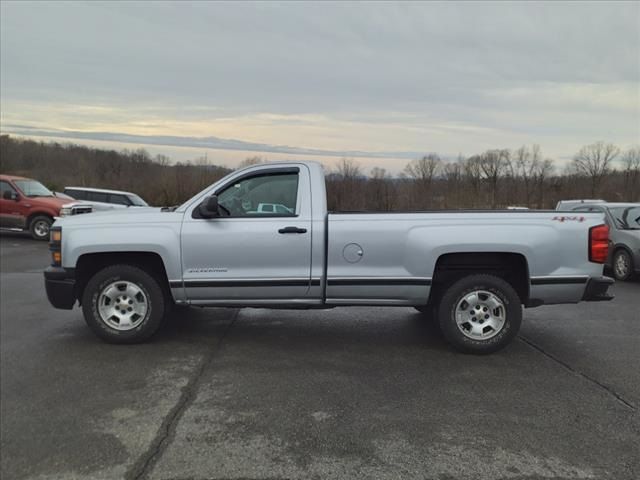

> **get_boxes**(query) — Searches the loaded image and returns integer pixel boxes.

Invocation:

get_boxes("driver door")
[0,181,25,229]
[180,166,313,302]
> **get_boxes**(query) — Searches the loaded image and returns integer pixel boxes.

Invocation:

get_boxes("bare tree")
[621,146,640,201]
[479,149,509,208]
[404,154,441,208]
[336,158,362,179]
[238,156,264,168]
[442,157,463,208]
[513,145,542,207]
[327,158,364,211]
[533,158,554,208]
[464,155,483,207]
[572,142,620,197]
[368,167,396,211]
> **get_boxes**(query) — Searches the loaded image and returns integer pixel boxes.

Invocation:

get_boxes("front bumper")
[582,276,615,302]
[44,266,76,309]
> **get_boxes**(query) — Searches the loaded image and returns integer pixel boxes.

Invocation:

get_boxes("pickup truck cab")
[44,161,614,353]
[0,174,71,240]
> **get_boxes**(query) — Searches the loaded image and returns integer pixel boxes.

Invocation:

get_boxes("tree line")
[1,135,638,210]
[328,142,639,211]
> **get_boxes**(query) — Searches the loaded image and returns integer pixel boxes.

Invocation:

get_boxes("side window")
[1,181,17,197]
[108,194,131,205]
[216,172,298,217]
[87,192,109,203]
[66,189,84,200]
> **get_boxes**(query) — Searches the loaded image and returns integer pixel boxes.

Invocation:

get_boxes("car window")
[86,191,109,203]
[127,194,148,206]
[216,172,298,217]
[64,189,85,200]
[608,206,640,230]
[108,194,130,205]
[1,181,18,197]
[13,180,53,197]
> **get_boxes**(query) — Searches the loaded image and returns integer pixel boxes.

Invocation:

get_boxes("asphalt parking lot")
[1,233,638,480]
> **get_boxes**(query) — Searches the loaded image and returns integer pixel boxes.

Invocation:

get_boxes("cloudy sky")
[1,1,638,172]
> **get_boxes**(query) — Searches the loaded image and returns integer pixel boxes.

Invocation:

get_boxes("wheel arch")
[26,211,54,228]
[612,243,634,260]
[611,244,636,275]
[75,251,174,305]
[429,252,530,306]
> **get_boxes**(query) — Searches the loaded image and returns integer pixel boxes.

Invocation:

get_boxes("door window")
[216,172,298,217]
[65,189,85,200]
[87,191,109,203]
[1,181,18,198]
[108,194,131,205]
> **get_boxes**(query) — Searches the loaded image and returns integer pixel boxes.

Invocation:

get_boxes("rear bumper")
[44,266,76,309]
[582,276,615,302]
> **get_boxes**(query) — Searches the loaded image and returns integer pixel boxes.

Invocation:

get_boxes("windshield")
[608,206,640,230]
[13,180,54,197]
[128,194,148,207]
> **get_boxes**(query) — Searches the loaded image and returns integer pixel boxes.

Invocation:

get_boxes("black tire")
[82,264,167,344]
[29,215,53,241]
[612,249,634,281]
[438,274,522,354]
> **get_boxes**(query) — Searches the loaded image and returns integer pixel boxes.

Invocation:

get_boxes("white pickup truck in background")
[44,161,614,354]
[59,187,149,217]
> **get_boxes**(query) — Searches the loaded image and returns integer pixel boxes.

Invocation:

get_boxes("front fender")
[61,224,182,281]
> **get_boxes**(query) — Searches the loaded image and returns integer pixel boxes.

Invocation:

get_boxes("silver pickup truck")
[44,161,614,354]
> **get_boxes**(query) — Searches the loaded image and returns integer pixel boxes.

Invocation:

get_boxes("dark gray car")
[571,203,640,281]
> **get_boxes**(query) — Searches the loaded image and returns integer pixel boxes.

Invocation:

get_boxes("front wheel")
[82,265,167,343]
[29,215,52,240]
[438,274,522,354]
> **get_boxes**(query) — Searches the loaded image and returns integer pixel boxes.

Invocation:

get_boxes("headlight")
[59,207,73,217]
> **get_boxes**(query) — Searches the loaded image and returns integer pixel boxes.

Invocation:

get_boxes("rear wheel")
[82,264,167,343]
[29,215,52,240]
[612,249,634,281]
[438,274,522,354]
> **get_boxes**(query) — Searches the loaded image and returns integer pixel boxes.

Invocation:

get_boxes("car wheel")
[612,249,633,281]
[438,274,522,354]
[82,264,167,343]
[29,215,52,240]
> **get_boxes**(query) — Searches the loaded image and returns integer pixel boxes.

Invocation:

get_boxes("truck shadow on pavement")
[156,306,454,354]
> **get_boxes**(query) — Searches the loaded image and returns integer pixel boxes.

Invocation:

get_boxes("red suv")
[0,174,71,240]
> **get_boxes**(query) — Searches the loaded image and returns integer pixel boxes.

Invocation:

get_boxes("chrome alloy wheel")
[614,252,630,279]
[98,281,148,331]
[33,220,50,238]
[454,290,506,340]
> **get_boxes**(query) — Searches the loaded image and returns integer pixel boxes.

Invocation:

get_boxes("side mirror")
[3,190,18,201]
[198,195,220,218]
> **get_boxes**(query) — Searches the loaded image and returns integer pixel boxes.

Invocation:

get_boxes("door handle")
[278,226,307,234]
